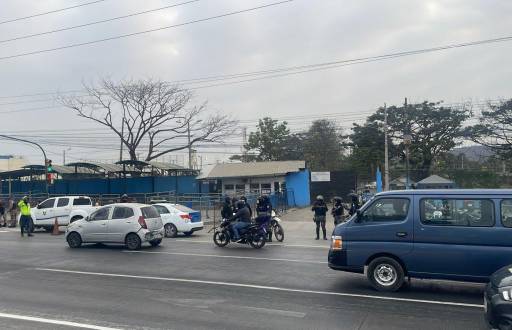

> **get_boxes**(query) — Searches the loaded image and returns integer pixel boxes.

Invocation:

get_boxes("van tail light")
[180,214,191,223]
[331,236,343,250]
[138,216,147,229]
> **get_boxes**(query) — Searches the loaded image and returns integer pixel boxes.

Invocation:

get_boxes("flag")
[376,167,383,193]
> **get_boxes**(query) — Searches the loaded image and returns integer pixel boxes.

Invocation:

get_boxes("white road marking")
[122,250,326,264]
[35,268,484,309]
[0,230,10,233]
[0,311,122,330]
[237,306,306,318]
[174,239,329,249]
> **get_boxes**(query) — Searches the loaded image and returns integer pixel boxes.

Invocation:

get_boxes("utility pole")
[242,126,247,162]
[384,103,390,191]
[187,121,192,169]
[119,107,126,162]
[403,98,412,190]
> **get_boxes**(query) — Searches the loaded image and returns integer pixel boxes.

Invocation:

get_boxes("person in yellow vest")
[18,196,33,237]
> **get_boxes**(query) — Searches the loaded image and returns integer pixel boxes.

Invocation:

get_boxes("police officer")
[221,196,233,219]
[331,196,344,225]
[18,196,33,237]
[256,195,273,242]
[311,195,328,240]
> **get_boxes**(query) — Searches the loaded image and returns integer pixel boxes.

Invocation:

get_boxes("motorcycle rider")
[331,196,344,225]
[255,195,273,242]
[221,196,233,219]
[240,196,252,218]
[311,195,328,240]
[230,200,252,242]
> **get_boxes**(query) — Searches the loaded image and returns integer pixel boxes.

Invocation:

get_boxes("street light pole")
[0,134,48,194]
[384,103,390,191]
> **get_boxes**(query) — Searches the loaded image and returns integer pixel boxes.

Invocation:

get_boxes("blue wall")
[2,176,198,195]
[285,170,311,207]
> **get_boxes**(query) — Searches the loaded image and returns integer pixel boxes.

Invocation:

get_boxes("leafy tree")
[467,99,512,158]
[303,119,345,170]
[369,101,471,179]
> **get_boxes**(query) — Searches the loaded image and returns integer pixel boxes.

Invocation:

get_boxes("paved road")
[0,222,488,330]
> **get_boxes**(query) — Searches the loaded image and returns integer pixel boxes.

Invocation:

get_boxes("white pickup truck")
[31,196,99,231]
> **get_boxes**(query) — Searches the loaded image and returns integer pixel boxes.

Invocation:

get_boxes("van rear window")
[500,200,512,228]
[420,199,494,227]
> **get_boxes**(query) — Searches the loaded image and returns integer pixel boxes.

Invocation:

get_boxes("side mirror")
[36,204,41,209]
[85,216,90,221]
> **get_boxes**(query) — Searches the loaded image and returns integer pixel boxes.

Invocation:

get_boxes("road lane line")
[237,306,306,318]
[0,312,122,330]
[122,250,326,264]
[35,268,484,309]
[174,239,329,249]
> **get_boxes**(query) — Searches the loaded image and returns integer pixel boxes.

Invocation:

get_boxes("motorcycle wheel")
[213,231,229,247]
[249,233,266,249]
[273,223,284,242]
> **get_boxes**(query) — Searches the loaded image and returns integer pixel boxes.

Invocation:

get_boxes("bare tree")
[60,78,237,163]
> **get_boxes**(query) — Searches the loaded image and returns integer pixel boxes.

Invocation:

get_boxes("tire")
[70,216,83,223]
[273,223,284,242]
[66,232,82,248]
[213,231,229,247]
[150,239,162,247]
[125,233,142,250]
[164,223,178,238]
[367,257,405,292]
[183,231,194,237]
[249,233,266,249]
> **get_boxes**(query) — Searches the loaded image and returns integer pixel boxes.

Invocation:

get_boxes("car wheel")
[367,257,405,292]
[125,233,142,250]
[150,239,162,247]
[213,231,229,247]
[66,232,82,248]
[164,223,178,238]
[183,231,194,237]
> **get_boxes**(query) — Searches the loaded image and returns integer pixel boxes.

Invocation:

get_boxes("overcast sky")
[0,0,511,166]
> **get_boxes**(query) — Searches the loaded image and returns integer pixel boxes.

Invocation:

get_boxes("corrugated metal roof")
[200,161,306,179]
[147,161,186,171]
[66,161,124,173]
[417,175,454,184]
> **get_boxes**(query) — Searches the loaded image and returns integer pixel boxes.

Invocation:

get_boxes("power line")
[0,0,201,44]
[0,0,107,25]
[0,0,295,61]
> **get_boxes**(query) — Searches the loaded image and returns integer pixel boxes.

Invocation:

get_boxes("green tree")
[369,101,471,179]
[303,119,345,170]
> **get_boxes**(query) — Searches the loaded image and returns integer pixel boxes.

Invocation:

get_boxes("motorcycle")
[212,218,267,249]
[270,210,284,242]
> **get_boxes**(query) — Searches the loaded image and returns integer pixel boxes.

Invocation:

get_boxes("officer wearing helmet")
[331,196,345,225]
[221,196,233,219]
[229,199,251,242]
[311,195,328,240]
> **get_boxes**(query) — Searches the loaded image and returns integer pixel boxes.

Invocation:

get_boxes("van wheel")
[367,257,405,292]
[125,233,142,250]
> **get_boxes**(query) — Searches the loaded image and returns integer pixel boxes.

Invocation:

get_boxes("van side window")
[500,200,512,228]
[361,198,409,222]
[420,199,494,227]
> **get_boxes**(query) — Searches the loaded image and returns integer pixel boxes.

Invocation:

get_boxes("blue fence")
[2,175,198,195]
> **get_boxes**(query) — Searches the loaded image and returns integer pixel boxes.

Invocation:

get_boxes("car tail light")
[138,216,147,229]
[180,214,191,222]
[331,236,343,250]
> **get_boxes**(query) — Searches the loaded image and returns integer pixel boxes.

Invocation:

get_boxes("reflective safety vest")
[18,200,31,216]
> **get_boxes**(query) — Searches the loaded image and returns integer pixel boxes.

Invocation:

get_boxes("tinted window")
[73,198,91,206]
[501,200,512,228]
[141,206,159,218]
[90,207,110,221]
[112,206,134,219]
[361,198,409,222]
[57,198,69,207]
[421,198,494,227]
[39,198,56,209]
[153,205,170,214]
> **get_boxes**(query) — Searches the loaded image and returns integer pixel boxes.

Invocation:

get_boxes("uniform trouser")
[315,215,326,238]
[334,215,343,225]
[20,215,31,234]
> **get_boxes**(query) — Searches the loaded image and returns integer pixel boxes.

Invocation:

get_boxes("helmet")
[224,196,231,204]
[316,195,324,201]
[121,194,128,198]
[236,200,246,209]
[333,196,342,202]
[240,196,247,202]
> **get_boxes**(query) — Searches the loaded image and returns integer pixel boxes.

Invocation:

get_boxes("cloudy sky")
[0,0,511,166]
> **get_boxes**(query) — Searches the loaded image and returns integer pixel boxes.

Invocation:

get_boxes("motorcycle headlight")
[500,288,512,301]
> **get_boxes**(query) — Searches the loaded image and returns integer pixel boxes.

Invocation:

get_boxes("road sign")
[311,172,330,182]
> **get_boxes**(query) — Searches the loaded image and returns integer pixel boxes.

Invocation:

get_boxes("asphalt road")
[0,223,488,330]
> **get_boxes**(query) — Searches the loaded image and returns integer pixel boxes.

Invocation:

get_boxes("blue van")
[328,189,512,291]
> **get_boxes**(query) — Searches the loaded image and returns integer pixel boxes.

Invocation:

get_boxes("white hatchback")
[65,203,164,250]
[153,203,204,238]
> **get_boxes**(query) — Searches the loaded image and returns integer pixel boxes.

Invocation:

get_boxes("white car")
[31,196,99,231]
[65,203,164,250]
[153,203,204,238]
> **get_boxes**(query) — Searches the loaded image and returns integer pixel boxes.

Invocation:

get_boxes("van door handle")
[396,232,408,238]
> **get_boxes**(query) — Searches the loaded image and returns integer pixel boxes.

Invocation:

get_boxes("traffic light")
[47,159,53,173]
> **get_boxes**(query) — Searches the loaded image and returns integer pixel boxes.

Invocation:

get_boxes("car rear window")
[112,206,135,219]
[172,204,195,213]
[73,198,92,206]
[141,206,160,218]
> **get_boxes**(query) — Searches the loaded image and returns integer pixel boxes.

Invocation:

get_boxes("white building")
[0,155,27,171]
